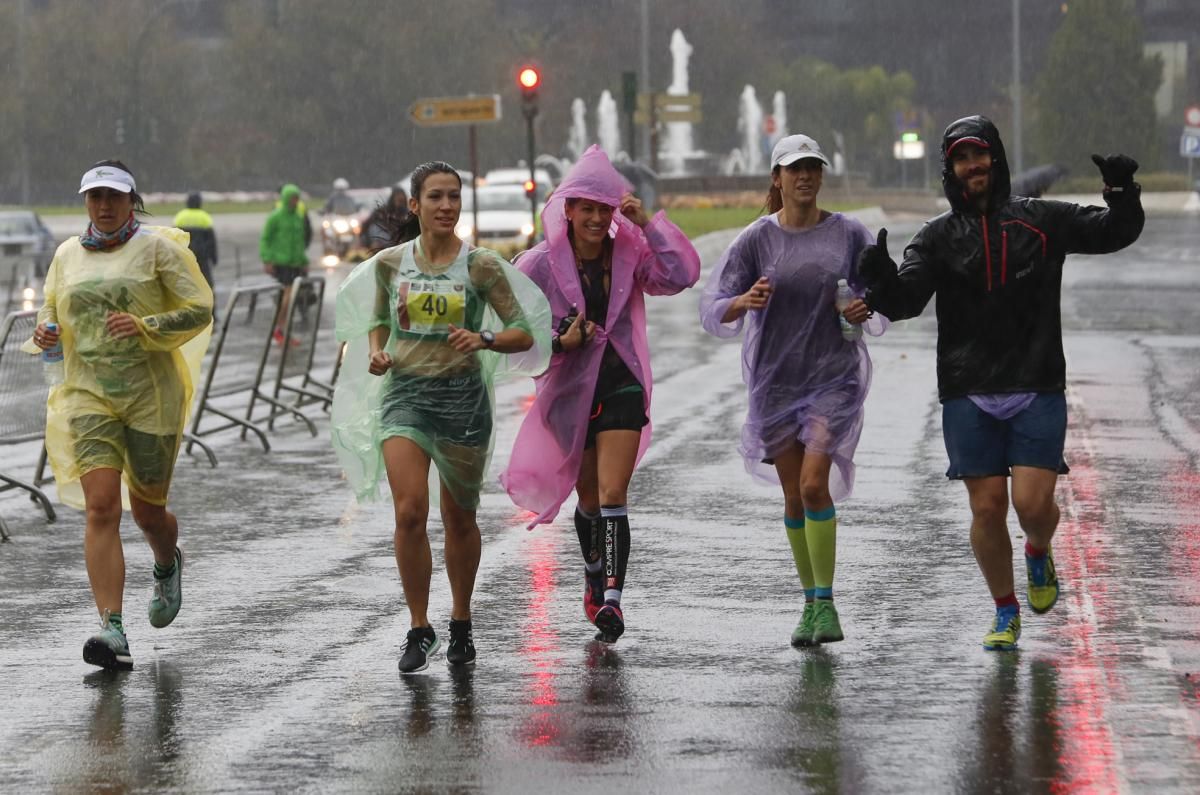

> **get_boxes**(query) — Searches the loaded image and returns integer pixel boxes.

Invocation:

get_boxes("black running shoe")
[446,618,476,667]
[398,626,439,674]
[594,601,625,644]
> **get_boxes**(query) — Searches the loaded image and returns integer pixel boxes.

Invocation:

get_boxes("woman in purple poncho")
[501,145,701,644]
[699,134,883,649]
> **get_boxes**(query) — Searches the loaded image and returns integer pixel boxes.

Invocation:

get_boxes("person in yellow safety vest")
[173,193,218,319]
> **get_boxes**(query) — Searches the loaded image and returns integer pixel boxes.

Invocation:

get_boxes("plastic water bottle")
[835,279,862,342]
[42,322,64,385]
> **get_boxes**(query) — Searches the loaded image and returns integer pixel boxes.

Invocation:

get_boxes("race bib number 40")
[398,279,466,334]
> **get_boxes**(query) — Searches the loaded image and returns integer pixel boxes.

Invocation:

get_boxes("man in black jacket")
[859,115,1143,651]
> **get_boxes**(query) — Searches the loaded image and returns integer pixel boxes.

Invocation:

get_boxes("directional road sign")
[1181,126,1200,159]
[409,95,501,127]
[634,92,703,125]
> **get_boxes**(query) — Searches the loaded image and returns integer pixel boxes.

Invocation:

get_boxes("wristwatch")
[479,330,496,348]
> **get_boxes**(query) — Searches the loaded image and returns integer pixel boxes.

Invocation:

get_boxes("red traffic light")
[523,179,536,196]
[518,67,540,90]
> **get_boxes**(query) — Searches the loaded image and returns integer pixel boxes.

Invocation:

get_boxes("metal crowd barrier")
[255,275,335,429]
[0,310,55,540]
[186,283,316,457]
[330,341,347,393]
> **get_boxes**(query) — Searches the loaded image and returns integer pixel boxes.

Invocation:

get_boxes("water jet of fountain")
[596,90,621,158]
[567,98,589,161]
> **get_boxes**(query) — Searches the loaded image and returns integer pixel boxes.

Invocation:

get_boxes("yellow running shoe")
[983,608,1021,651]
[1026,548,1060,614]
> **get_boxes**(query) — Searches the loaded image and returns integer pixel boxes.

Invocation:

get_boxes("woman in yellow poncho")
[28,160,213,671]
[332,161,550,674]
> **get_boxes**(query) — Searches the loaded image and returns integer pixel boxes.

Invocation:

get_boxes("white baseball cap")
[771,134,831,169]
[79,165,137,194]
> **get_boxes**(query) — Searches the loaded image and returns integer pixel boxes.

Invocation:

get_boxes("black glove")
[856,228,897,288]
[1091,153,1139,192]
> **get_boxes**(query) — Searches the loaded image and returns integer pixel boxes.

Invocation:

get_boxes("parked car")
[482,167,554,203]
[0,209,58,276]
[455,185,540,255]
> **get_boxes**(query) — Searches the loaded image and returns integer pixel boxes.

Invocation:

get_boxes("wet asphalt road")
[2,215,1199,793]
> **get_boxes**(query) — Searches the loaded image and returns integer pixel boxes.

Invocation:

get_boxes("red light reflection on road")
[1049,421,1121,793]
[519,531,562,747]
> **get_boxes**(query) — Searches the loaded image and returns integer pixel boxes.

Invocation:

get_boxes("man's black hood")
[941,115,1011,213]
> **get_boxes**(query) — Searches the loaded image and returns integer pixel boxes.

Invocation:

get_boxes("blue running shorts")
[942,392,1069,479]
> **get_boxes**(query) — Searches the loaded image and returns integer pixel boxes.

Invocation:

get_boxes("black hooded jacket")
[867,116,1144,401]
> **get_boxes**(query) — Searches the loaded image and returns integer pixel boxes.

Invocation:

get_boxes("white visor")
[79,166,136,194]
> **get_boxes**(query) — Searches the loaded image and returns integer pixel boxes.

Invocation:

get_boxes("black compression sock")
[601,505,630,602]
[574,506,602,565]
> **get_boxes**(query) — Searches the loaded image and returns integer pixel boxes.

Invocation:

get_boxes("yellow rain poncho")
[24,226,213,508]
[331,240,551,509]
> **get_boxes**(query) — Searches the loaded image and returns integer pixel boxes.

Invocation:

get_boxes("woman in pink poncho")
[501,145,700,644]
[699,134,884,650]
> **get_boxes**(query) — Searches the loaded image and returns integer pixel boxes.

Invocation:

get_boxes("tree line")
[0,0,1164,203]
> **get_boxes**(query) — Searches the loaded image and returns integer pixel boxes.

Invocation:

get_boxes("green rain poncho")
[25,226,213,508]
[331,239,551,509]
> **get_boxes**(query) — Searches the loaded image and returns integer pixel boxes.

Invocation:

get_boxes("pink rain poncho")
[699,212,884,501]
[500,145,701,527]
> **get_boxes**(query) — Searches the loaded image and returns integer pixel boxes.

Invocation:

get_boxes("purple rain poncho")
[500,145,702,527]
[699,212,884,501]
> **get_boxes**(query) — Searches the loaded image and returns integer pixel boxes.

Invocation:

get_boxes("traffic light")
[518,65,540,119]
[523,178,536,199]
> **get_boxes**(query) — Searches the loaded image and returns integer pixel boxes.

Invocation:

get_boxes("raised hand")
[1091,154,1139,191]
[619,193,650,228]
[856,228,897,288]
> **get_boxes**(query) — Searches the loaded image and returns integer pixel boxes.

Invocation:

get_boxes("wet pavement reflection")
[2,217,1199,791]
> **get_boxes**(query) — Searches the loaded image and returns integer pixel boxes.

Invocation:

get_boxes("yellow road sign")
[637,93,702,111]
[409,95,502,126]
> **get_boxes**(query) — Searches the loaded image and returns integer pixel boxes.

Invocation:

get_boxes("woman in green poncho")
[332,161,550,674]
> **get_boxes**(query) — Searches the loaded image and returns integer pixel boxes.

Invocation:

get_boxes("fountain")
[723,85,765,175]
[659,29,698,176]
[596,90,621,159]
[770,91,788,148]
[567,98,589,161]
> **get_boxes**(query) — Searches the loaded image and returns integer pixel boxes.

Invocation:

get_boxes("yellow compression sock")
[785,516,815,595]
[805,506,837,599]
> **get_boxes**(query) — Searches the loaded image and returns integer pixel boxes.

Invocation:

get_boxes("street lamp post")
[1012,0,1024,174]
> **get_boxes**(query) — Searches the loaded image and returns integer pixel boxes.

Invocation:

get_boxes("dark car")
[0,209,58,276]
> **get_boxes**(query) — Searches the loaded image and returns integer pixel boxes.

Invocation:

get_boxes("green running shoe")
[1025,548,1060,614]
[791,601,817,648]
[983,608,1021,651]
[149,547,183,628]
[810,600,844,644]
[83,614,133,671]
